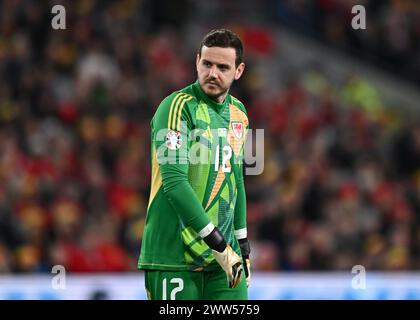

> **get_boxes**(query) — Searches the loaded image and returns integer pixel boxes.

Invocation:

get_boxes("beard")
[200,78,232,102]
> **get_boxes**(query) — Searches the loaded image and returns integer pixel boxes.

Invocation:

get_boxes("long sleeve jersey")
[138,80,248,271]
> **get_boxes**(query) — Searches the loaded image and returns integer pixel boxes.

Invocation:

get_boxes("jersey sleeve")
[233,103,249,239]
[152,92,211,234]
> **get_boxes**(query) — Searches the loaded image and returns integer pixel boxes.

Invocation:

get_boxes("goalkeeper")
[138,29,251,300]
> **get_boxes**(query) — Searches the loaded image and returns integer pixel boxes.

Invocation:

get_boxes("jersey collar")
[193,80,230,113]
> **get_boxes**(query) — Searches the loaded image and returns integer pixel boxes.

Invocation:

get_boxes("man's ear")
[196,54,200,70]
[234,62,245,80]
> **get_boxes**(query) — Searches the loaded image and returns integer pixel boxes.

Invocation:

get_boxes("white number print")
[162,277,184,300]
[215,145,232,173]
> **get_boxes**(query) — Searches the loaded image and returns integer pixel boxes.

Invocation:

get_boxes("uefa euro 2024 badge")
[166,130,182,150]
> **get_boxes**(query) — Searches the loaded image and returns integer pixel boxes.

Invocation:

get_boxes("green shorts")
[144,266,247,300]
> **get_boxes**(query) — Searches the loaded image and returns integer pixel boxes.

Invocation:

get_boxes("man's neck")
[212,91,228,104]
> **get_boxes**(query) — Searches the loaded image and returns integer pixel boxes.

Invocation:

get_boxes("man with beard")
[138,29,251,300]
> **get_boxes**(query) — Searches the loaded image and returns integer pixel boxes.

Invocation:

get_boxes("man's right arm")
[153,92,211,234]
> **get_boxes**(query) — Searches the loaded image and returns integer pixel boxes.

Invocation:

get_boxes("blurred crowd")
[246,69,420,271]
[0,0,419,273]
[270,0,420,84]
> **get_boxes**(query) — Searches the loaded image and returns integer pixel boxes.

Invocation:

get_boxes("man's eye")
[204,62,211,67]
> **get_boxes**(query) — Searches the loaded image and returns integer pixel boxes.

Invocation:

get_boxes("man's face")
[196,46,245,103]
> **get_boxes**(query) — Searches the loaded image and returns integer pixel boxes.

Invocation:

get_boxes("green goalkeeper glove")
[202,226,243,288]
[239,238,251,288]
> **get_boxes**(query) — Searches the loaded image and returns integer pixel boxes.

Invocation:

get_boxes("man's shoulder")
[151,85,199,129]
[229,95,248,116]
[158,86,199,112]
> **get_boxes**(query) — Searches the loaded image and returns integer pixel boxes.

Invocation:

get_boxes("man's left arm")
[234,177,251,288]
[233,116,251,288]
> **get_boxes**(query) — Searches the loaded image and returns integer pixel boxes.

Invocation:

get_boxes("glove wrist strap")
[203,227,227,253]
[238,238,250,258]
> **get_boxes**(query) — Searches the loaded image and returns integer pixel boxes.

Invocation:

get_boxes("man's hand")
[201,224,243,288]
[212,244,243,288]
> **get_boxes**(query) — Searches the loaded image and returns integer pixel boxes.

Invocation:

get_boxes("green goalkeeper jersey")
[138,80,248,271]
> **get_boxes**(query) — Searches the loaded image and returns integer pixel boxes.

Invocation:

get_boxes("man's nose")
[208,66,218,78]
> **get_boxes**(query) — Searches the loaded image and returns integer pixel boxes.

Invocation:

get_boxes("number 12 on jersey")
[214,145,232,173]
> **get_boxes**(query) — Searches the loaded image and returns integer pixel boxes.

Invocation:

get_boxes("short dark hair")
[199,29,244,67]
